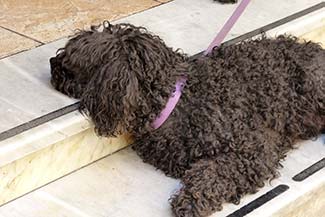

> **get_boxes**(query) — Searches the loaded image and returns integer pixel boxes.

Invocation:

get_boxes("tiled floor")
[0,27,41,59]
[0,0,169,58]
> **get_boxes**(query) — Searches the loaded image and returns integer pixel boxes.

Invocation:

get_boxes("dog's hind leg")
[170,144,282,217]
[171,158,237,217]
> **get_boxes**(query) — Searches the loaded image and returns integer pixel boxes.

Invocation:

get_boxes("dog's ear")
[80,56,141,137]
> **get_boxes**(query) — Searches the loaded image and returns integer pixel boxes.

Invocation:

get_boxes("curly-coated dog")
[50,22,325,217]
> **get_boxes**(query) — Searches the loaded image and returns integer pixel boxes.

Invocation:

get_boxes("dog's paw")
[173,203,196,217]
[171,194,198,217]
[170,188,222,217]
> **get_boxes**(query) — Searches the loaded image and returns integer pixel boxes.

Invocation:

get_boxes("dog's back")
[185,35,325,142]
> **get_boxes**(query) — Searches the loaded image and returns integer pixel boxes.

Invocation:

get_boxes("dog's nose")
[49,57,57,65]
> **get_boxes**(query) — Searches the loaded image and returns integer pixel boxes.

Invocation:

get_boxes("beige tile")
[301,26,325,47]
[273,182,325,217]
[0,28,40,58]
[0,0,162,43]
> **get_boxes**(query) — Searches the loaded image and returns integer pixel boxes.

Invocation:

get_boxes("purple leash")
[204,0,251,55]
[152,0,251,129]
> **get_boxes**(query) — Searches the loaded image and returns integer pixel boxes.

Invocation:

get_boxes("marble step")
[0,0,324,211]
[0,138,323,217]
[0,110,132,206]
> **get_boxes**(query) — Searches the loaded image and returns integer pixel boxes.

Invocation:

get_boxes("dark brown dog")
[50,22,325,217]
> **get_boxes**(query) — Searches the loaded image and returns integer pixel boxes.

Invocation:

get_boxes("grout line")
[0,0,172,60]
[0,25,45,45]
[152,0,173,4]
[43,0,173,44]
[0,43,44,60]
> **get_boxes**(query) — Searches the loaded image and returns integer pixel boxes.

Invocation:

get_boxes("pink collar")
[152,77,186,129]
[152,0,251,129]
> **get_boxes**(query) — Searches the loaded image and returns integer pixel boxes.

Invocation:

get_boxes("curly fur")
[50,22,325,217]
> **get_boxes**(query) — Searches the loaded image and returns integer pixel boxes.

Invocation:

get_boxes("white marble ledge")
[0,111,90,167]
[0,136,323,217]
[0,110,132,206]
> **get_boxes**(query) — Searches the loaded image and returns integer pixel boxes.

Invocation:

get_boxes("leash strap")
[152,77,186,129]
[152,0,251,129]
[204,0,251,55]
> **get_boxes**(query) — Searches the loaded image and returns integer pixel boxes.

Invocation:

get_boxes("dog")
[50,22,325,217]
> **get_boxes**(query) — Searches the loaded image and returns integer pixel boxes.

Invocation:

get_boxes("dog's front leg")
[170,148,281,217]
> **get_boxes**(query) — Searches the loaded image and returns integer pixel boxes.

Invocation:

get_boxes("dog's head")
[51,22,188,137]
[50,24,107,98]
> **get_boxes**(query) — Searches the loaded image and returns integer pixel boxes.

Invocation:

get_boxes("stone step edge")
[0,111,132,206]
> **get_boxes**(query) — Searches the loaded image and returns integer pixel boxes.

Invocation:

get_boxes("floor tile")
[0,0,162,43]
[118,0,325,55]
[0,192,84,217]
[0,98,34,133]
[0,27,40,59]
